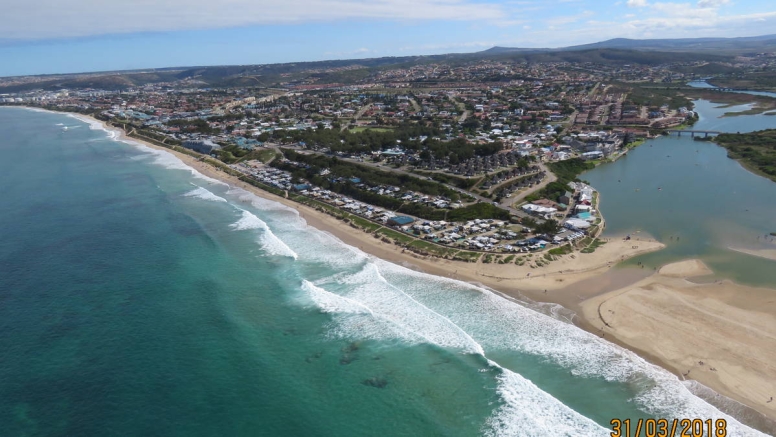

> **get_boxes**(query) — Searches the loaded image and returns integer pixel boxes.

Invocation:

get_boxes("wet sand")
[582,260,776,422]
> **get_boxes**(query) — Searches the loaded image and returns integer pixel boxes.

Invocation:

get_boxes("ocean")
[0,107,767,436]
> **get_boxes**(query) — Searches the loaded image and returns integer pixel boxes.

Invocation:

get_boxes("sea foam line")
[484,360,610,437]
[301,280,429,344]
[183,186,228,203]
[231,209,298,259]
[301,274,610,436]
[220,186,765,435]
[59,110,228,186]
[372,260,769,436]
[314,262,485,355]
[223,180,772,436]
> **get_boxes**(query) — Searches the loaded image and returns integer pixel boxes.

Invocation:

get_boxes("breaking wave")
[183,186,227,203]
[231,209,298,259]
[295,231,767,436]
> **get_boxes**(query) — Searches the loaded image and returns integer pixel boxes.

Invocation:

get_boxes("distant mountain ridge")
[481,34,776,54]
[2,34,775,92]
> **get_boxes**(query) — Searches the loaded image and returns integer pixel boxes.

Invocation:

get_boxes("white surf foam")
[370,260,768,436]
[62,112,227,187]
[173,173,769,436]
[301,280,428,344]
[183,187,227,203]
[302,280,374,315]
[302,266,611,435]
[313,262,484,355]
[227,187,299,215]
[231,209,298,259]
[129,143,228,185]
[230,209,266,231]
[65,113,111,135]
[484,361,610,437]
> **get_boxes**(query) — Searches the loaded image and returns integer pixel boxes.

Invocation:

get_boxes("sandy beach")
[582,260,776,422]
[729,246,776,262]
[63,110,776,425]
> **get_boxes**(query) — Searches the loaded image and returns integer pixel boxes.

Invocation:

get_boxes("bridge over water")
[665,129,722,137]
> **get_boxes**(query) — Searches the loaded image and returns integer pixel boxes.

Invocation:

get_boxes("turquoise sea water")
[0,107,769,436]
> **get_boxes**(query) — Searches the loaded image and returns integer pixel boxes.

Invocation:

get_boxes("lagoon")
[583,100,776,287]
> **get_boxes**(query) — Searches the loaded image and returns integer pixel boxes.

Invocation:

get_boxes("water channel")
[582,98,776,287]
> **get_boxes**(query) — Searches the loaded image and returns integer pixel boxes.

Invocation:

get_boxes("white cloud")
[626,0,649,7]
[496,6,776,48]
[546,10,594,26]
[697,0,729,8]
[1,0,504,40]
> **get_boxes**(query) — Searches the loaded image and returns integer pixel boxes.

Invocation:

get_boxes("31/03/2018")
[610,418,727,437]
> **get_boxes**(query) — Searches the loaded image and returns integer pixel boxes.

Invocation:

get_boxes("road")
[354,103,373,120]
[452,97,469,123]
[282,148,550,222]
[334,155,549,221]
[500,162,558,209]
[341,103,373,131]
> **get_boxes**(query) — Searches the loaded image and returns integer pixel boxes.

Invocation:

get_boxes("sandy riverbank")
[729,247,776,262]
[62,109,776,426]
[581,259,776,422]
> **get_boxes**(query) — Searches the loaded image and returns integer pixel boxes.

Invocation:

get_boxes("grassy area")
[548,245,573,256]
[526,158,594,203]
[408,240,458,258]
[714,130,776,182]
[453,251,481,262]
[581,238,606,254]
[500,255,515,264]
[253,148,278,163]
[349,215,383,232]
[610,83,693,110]
[375,228,416,245]
[723,107,774,117]
[707,71,776,92]
[624,138,647,149]
[546,158,595,183]
[412,170,480,189]
[349,127,393,133]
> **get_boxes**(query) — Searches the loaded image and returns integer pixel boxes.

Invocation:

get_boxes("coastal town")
[0,56,722,264]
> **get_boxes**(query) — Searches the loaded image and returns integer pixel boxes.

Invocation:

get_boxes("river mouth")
[583,99,776,288]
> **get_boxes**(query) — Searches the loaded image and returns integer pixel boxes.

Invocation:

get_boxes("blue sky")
[2,0,775,77]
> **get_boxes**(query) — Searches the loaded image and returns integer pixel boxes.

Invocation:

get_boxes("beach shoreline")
[581,260,776,425]
[42,107,776,427]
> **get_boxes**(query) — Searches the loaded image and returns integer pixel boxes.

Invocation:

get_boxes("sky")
[1,0,775,77]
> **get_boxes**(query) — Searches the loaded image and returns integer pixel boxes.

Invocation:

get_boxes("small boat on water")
[62,126,68,132]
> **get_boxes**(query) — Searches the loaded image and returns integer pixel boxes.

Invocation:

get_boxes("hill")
[3,34,775,93]
[484,34,776,55]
